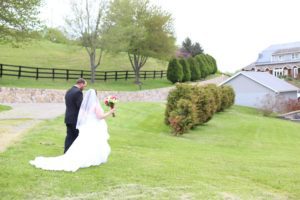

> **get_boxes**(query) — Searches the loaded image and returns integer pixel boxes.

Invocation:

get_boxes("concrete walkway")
[0,103,65,120]
[0,103,65,152]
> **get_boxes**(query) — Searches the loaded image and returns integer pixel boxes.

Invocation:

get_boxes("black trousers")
[64,124,79,153]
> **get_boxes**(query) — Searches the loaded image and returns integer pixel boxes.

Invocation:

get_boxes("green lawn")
[0,104,11,112]
[1,104,299,199]
[0,76,173,91]
[0,40,167,71]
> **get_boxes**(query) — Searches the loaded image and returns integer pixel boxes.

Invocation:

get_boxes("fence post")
[81,70,83,78]
[36,68,39,80]
[115,71,118,81]
[66,69,69,81]
[18,66,21,79]
[52,69,55,80]
[161,70,163,78]
[0,64,2,78]
[144,71,147,80]
[125,71,128,81]
[153,71,156,79]
[104,72,107,81]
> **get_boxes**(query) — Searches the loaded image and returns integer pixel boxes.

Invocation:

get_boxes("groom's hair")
[76,78,86,85]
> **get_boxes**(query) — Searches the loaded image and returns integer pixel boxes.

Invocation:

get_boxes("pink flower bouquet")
[104,96,118,117]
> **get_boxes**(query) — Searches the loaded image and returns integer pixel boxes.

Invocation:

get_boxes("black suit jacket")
[64,86,83,125]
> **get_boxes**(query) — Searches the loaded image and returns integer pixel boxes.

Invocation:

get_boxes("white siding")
[224,74,298,108]
[224,74,276,108]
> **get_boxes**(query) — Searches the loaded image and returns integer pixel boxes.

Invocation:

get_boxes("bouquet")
[104,96,118,117]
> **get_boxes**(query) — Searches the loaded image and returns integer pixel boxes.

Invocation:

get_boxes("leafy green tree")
[179,58,191,82]
[104,0,176,84]
[0,0,42,42]
[167,58,183,84]
[44,28,70,44]
[187,57,201,81]
[65,0,108,83]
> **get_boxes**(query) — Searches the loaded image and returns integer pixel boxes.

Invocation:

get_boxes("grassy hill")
[0,40,167,71]
[0,104,299,199]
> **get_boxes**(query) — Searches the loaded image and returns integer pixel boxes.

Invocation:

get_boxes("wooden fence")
[0,64,167,81]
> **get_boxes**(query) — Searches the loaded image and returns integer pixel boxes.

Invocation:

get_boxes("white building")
[243,42,300,78]
[220,71,299,108]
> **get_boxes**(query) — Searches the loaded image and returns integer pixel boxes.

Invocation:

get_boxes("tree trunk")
[90,52,96,84]
[128,52,148,85]
[134,69,141,84]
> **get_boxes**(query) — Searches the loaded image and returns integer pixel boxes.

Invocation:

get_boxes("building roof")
[220,71,299,93]
[273,47,300,55]
[256,41,300,64]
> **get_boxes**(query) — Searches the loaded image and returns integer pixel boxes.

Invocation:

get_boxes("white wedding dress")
[30,90,111,172]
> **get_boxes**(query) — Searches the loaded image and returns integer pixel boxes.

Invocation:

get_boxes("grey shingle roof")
[221,72,299,93]
[256,41,300,64]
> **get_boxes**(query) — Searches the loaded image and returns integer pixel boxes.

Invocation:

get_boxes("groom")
[64,78,87,153]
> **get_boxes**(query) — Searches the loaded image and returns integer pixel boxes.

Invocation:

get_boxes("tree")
[66,0,108,84]
[44,28,70,44]
[167,58,183,84]
[192,42,204,56]
[181,37,193,55]
[104,0,176,84]
[206,54,218,74]
[179,58,191,82]
[0,0,42,42]
[195,54,209,78]
[187,57,201,81]
[181,37,204,57]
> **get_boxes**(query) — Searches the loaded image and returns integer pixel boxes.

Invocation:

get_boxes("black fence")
[0,63,167,81]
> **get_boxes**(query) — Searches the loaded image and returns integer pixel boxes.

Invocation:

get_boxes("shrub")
[192,85,215,124]
[259,94,285,116]
[187,57,201,81]
[204,84,222,113]
[195,55,209,78]
[284,99,300,113]
[259,95,300,115]
[219,85,235,111]
[179,58,191,82]
[205,54,217,74]
[165,84,194,125]
[167,58,183,84]
[168,99,197,135]
[165,83,234,135]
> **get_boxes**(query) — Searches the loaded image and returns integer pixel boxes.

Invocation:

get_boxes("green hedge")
[179,58,191,82]
[165,83,235,135]
[167,58,183,83]
[187,57,201,81]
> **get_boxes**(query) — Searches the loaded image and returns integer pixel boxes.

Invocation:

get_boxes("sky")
[39,0,300,72]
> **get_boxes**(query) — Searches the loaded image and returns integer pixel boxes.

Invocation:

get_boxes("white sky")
[39,0,300,72]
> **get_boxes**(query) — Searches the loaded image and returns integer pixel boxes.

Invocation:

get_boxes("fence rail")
[0,64,167,81]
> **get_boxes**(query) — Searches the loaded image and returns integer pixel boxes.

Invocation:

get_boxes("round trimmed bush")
[179,58,191,82]
[187,57,201,81]
[167,58,183,84]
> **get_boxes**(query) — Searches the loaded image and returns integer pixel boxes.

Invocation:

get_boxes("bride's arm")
[95,106,115,119]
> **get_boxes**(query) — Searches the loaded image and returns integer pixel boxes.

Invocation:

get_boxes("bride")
[30,89,115,172]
